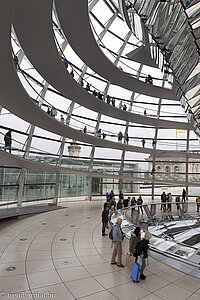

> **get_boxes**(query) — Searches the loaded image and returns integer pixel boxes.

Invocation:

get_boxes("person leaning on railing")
[196,196,200,213]
[175,195,181,211]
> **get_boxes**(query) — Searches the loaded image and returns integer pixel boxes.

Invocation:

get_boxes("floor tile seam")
[4,249,48,253]
[71,215,122,300]
[48,214,87,299]
[156,268,188,279]
[185,290,200,300]
[75,253,107,257]
[93,274,134,288]
[133,289,157,300]
[28,282,68,293]
[0,234,19,237]
[51,266,86,272]
[0,270,26,279]
[25,266,56,276]
[146,265,173,274]
[141,269,175,285]
[75,289,117,300]
[172,280,200,294]
[0,259,27,265]
[91,222,113,264]
[88,210,144,295]
[91,221,140,285]
[24,209,73,299]
[26,257,55,262]
[76,260,113,267]
[0,213,58,260]
[141,278,191,295]
[138,292,163,300]
[107,271,171,295]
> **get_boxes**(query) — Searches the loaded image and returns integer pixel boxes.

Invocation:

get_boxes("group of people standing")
[110,217,152,280]
[103,191,144,216]
[118,131,129,144]
[101,189,151,279]
[161,189,186,212]
[117,192,144,214]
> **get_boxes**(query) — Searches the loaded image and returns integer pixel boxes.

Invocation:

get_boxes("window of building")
[157,166,161,172]
[165,166,170,173]
[174,166,179,174]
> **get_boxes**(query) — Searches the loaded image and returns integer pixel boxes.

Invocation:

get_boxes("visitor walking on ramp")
[4,129,12,153]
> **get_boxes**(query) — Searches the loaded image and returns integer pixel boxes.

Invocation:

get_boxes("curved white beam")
[12,0,190,130]
[1,150,199,187]
[55,0,176,100]
[0,0,199,160]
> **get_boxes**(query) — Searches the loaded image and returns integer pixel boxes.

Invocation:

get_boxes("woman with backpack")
[134,231,152,280]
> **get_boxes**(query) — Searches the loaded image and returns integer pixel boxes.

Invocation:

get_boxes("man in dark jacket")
[182,189,186,202]
[4,129,12,153]
[119,191,123,200]
[101,206,109,236]
[161,192,166,212]
[135,231,152,280]
[104,199,110,210]
[117,199,123,210]
[123,197,130,208]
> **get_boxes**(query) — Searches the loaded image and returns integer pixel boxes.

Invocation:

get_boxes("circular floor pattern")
[0,200,199,300]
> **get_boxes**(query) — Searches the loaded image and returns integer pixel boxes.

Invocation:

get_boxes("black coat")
[123,199,129,207]
[101,210,109,222]
[135,239,149,258]
[117,201,123,210]
[161,193,166,202]
[119,192,123,200]
[4,132,12,146]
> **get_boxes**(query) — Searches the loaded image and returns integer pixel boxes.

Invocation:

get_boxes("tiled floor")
[0,200,199,300]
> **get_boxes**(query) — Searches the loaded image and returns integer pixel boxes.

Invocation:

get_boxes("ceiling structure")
[122,0,200,137]
[0,0,200,188]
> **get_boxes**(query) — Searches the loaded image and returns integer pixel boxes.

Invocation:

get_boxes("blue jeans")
[102,221,108,235]
[141,257,146,274]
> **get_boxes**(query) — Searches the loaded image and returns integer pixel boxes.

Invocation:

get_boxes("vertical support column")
[105,31,132,193]
[0,168,4,201]
[151,75,165,200]
[11,49,26,209]
[119,63,143,192]
[87,177,93,202]
[17,39,68,207]
[54,172,60,205]
[87,30,132,199]
[151,154,156,201]
[186,128,190,205]
[86,13,121,201]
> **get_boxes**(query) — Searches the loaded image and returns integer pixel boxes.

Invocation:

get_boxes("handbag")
[125,253,136,268]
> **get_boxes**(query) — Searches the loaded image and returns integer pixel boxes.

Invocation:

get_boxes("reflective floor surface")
[0,200,199,300]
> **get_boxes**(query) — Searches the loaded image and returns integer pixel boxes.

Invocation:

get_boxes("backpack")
[109,228,113,240]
